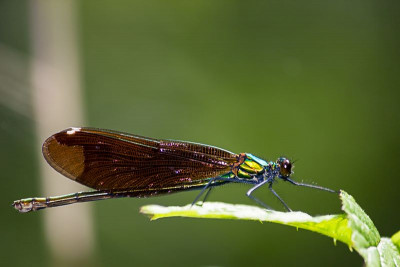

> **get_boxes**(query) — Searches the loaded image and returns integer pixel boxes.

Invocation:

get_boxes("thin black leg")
[285,178,337,193]
[192,176,257,207]
[268,184,292,212]
[202,187,213,203]
[246,180,273,210]
[192,178,215,206]
[194,187,214,207]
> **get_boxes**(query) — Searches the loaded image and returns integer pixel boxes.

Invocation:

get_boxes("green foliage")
[392,231,400,252]
[141,190,400,266]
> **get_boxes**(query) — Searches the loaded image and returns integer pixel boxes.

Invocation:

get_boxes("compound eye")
[280,158,292,177]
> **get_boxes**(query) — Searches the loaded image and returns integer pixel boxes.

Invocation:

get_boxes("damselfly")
[13,127,336,212]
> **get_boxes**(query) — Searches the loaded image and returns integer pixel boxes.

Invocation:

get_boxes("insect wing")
[42,128,238,191]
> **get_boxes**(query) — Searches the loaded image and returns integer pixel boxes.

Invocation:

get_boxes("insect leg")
[285,178,337,193]
[246,180,273,210]
[201,187,213,204]
[192,176,258,207]
[191,178,217,206]
[191,176,256,206]
[268,184,292,212]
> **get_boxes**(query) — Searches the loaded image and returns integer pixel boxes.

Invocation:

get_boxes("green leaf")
[339,192,400,266]
[141,201,352,246]
[140,190,400,266]
[340,191,380,249]
[392,230,400,252]
[378,238,400,267]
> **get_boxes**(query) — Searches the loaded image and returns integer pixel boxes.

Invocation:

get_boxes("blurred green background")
[1,0,399,266]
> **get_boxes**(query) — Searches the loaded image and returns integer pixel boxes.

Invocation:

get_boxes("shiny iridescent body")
[13,128,336,212]
[191,153,334,212]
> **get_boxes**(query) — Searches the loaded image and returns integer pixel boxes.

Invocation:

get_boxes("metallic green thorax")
[220,153,276,180]
[237,156,264,178]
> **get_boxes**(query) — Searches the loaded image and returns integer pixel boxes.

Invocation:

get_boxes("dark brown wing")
[42,127,238,190]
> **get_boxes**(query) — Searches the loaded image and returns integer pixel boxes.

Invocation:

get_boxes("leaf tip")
[139,205,157,220]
